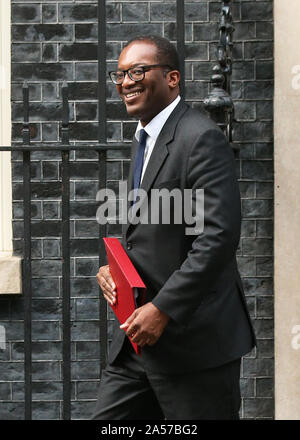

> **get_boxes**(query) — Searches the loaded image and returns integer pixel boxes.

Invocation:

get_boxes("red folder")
[103,237,146,355]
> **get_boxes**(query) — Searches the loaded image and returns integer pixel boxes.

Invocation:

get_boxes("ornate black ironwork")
[204,0,235,147]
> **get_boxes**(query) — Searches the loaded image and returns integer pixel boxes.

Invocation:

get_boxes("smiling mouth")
[123,90,143,101]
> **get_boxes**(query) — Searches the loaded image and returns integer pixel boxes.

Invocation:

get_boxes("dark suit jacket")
[108,99,256,374]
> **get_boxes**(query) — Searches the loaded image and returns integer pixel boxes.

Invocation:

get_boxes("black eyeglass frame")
[109,64,173,85]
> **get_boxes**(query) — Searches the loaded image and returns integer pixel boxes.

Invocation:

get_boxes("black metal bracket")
[204,0,235,150]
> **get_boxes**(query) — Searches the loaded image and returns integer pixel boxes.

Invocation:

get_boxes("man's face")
[116,42,177,126]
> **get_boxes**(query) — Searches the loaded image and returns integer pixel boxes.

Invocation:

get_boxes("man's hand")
[120,302,170,347]
[96,265,117,306]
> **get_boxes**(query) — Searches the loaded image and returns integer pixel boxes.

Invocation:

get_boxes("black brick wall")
[0,0,274,420]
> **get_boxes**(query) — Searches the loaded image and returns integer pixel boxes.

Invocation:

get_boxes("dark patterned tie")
[133,129,148,203]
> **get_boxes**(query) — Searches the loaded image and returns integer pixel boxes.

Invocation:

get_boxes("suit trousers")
[91,338,241,420]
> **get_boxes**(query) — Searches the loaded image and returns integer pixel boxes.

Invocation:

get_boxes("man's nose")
[121,71,136,87]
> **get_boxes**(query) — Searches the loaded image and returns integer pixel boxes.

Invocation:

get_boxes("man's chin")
[125,103,142,119]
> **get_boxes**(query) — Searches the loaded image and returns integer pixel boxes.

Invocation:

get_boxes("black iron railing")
[0,0,234,420]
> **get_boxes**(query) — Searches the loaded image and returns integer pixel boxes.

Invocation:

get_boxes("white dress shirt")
[134,95,181,183]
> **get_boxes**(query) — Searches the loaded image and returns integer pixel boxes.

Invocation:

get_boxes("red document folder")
[103,237,146,355]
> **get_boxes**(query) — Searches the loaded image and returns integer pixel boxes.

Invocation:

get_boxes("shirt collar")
[135,95,181,142]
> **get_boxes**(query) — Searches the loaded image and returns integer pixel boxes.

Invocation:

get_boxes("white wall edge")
[0,0,13,254]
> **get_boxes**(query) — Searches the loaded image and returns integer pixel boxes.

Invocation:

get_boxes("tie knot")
[139,129,148,146]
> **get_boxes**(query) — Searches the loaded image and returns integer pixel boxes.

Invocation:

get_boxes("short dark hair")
[124,35,180,72]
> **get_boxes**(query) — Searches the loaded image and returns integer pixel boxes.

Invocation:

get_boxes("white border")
[0,0,12,255]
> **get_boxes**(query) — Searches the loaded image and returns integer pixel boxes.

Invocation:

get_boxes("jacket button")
[127,242,132,250]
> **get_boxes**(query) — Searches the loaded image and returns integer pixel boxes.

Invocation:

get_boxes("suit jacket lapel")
[125,100,189,236]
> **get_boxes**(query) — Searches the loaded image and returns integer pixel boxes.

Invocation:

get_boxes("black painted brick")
[0,402,24,420]
[242,199,273,218]
[255,143,274,160]
[241,220,256,238]
[253,319,274,339]
[9,0,274,420]
[31,402,60,420]
[257,220,273,238]
[12,341,62,361]
[194,23,219,41]
[42,4,57,24]
[241,2,273,21]
[76,381,100,400]
[12,24,73,42]
[71,360,100,380]
[234,121,273,142]
[70,277,98,298]
[41,123,59,142]
[75,298,99,320]
[42,43,58,62]
[74,220,99,238]
[12,4,41,23]
[122,3,149,22]
[256,101,273,120]
[235,101,256,120]
[257,296,274,318]
[42,202,60,220]
[256,378,274,398]
[164,22,193,42]
[256,22,273,40]
[12,43,41,62]
[242,160,273,180]
[242,278,273,296]
[243,357,274,378]
[31,277,60,298]
[256,339,274,359]
[71,401,96,420]
[256,61,274,80]
[12,63,73,81]
[245,42,273,60]
[239,180,255,198]
[70,238,98,257]
[243,398,274,419]
[237,256,256,277]
[256,257,273,277]
[59,4,98,23]
[244,81,273,100]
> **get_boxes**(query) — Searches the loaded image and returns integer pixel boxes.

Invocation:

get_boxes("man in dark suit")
[93,35,255,420]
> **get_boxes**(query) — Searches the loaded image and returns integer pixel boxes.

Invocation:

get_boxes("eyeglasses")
[109,64,172,85]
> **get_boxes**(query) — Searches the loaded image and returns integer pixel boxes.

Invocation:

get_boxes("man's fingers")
[103,266,116,289]
[147,336,157,346]
[104,274,116,292]
[97,266,116,290]
[96,265,117,305]
[103,292,115,306]
[100,280,116,304]
[101,278,116,299]
[120,310,137,330]
[122,321,140,342]
[100,274,116,293]
[121,322,137,337]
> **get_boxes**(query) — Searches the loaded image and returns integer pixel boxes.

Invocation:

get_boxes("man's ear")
[167,70,180,89]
